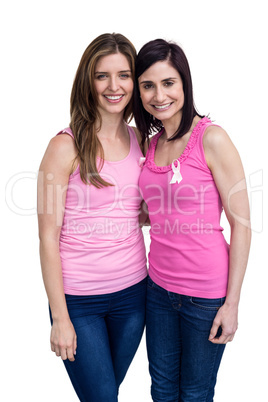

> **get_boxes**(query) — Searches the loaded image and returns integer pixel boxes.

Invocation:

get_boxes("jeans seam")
[203,344,220,402]
[64,360,89,402]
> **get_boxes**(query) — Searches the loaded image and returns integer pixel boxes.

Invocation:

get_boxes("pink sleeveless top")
[57,125,147,295]
[139,117,229,298]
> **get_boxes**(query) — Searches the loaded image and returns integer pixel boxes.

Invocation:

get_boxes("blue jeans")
[146,276,226,402]
[50,278,146,402]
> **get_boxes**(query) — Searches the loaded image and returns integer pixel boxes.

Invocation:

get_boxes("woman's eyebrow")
[94,69,131,74]
[162,77,178,81]
[139,77,178,84]
[139,80,153,85]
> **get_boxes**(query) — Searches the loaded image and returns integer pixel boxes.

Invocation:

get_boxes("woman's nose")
[108,77,119,92]
[154,86,166,103]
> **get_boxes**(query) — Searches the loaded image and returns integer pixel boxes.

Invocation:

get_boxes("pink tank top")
[139,117,229,298]
[57,125,147,295]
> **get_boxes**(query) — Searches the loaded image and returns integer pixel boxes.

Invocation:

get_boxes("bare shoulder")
[49,133,77,155]
[203,125,233,150]
[131,125,147,155]
[203,124,241,169]
[130,125,155,154]
[40,133,77,173]
[131,126,142,144]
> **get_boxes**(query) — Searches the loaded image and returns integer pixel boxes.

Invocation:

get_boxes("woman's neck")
[96,113,126,140]
[161,112,183,139]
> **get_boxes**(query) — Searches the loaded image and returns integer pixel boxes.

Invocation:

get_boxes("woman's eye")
[120,74,130,79]
[143,84,153,90]
[96,74,107,80]
[164,81,174,87]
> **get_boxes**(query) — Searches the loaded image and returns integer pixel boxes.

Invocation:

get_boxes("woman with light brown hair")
[37,33,147,401]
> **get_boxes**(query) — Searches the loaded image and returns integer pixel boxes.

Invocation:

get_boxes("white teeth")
[154,103,172,109]
[105,95,123,100]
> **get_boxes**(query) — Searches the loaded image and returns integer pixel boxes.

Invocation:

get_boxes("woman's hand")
[50,318,77,361]
[208,303,238,344]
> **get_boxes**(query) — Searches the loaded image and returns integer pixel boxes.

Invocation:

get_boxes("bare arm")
[203,126,251,344]
[37,134,78,360]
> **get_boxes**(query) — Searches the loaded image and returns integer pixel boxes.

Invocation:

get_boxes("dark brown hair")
[133,39,202,144]
[70,33,136,188]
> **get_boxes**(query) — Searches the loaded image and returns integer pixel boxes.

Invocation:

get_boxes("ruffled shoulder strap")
[143,129,164,169]
[143,117,213,173]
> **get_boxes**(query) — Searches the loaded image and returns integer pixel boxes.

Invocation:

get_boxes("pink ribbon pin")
[169,159,182,184]
[139,157,146,167]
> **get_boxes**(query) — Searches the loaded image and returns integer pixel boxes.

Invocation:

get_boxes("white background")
[1,0,267,401]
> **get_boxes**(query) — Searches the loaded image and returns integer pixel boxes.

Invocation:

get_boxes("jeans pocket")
[189,296,226,311]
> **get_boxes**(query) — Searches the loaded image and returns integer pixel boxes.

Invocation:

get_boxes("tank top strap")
[57,126,141,148]
[127,125,144,160]
[197,118,221,149]
[56,127,74,138]
[127,125,138,151]
[194,118,221,169]
[198,118,217,135]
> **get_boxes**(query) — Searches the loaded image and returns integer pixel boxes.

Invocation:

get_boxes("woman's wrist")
[50,304,70,322]
[224,293,240,308]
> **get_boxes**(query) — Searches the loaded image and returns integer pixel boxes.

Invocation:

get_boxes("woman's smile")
[152,102,174,111]
[139,60,184,124]
[104,94,125,103]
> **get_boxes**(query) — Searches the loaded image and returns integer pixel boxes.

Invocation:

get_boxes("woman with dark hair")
[134,39,251,401]
[37,33,147,401]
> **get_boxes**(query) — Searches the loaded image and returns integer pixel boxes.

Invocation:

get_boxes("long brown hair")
[70,33,136,188]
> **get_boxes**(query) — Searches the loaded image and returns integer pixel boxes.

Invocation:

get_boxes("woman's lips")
[152,102,173,111]
[104,95,124,103]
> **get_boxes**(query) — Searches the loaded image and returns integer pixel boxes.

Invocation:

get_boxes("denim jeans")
[146,276,226,402]
[50,278,146,402]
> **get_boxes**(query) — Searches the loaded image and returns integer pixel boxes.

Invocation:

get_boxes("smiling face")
[94,52,134,118]
[138,60,184,126]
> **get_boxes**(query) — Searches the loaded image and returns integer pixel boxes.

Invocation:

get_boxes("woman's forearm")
[39,235,77,361]
[39,237,70,321]
[209,222,251,344]
[225,222,251,306]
